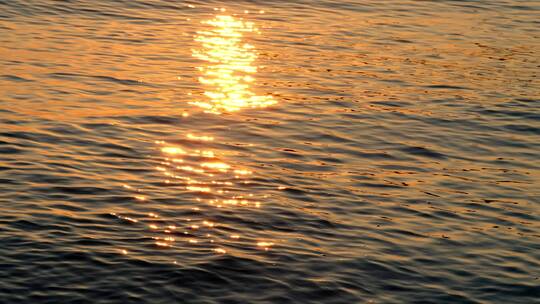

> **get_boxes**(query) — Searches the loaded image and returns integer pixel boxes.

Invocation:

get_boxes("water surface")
[0,0,539,303]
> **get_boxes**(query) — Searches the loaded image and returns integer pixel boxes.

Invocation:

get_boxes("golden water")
[0,1,538,303]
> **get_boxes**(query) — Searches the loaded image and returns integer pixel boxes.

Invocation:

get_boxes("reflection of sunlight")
[201,162,230,171]
[191,15,276,114]
[123,136,267,254]
[257,241,274,249]
[187,133,214,141]
[157,140,254,195]
[115,14,277,258]
[161,146,186,155]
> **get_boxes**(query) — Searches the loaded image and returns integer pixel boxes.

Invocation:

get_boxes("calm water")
[1,0,539,303]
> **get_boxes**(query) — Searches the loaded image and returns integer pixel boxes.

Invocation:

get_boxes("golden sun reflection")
[157,139,257,201]
[114,14,277,257]
[191,15,276,113]
[126,132,270,255]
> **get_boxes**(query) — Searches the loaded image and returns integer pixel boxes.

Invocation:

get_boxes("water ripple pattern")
[0,1,539,304]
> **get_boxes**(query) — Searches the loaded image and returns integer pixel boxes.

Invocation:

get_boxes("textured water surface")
[0,0,539,303]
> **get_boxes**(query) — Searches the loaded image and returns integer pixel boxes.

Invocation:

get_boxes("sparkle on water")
[0,2,538,303]
[109,14,277,255]
[122,110,268,253]
[191,15,276,114]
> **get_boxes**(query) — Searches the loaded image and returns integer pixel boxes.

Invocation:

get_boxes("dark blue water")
[0,0,539,303]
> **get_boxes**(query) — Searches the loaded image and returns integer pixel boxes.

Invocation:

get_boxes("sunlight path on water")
[117,13,276,259]
[191,15,276,114]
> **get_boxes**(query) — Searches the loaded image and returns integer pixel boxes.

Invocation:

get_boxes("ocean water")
[0,0,539,303]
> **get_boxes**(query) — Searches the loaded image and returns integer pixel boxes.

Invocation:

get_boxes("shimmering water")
[1,1,539,303]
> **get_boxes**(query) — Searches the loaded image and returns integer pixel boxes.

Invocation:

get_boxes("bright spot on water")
[191,15,276,114]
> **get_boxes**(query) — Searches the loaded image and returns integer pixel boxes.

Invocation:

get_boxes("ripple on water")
[1,1,539,303]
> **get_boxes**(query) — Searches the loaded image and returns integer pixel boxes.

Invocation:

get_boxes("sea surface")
[0,0,539,303]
